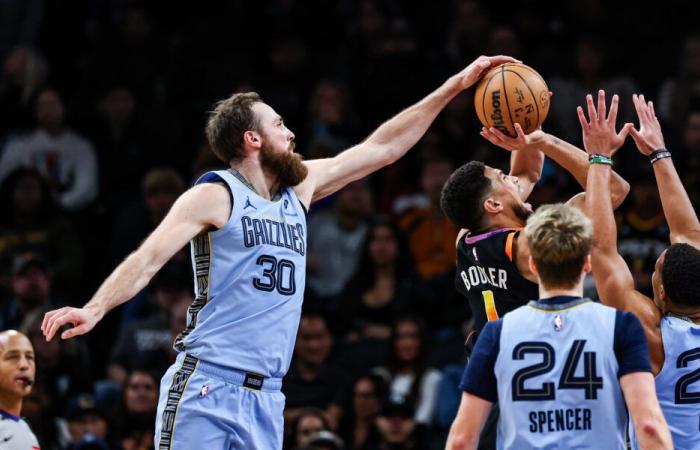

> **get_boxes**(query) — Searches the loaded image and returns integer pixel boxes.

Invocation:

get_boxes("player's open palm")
[629,94,665,156]
[41,306,100,341]
[577,89,633,157]
[481,123,545,152]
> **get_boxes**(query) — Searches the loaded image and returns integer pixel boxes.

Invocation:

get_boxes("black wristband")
[649,148,671,164]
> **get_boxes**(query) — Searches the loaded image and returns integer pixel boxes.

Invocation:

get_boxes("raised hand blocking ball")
[474,63,550,137]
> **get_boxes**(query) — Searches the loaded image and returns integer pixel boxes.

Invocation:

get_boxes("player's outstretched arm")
[444,392,492,450]
[630,94,700,247]
[295,55,521,205]
[482,90,630,209]
[41,183,231,341]
[620,372,673,450]
[580,92,663,367]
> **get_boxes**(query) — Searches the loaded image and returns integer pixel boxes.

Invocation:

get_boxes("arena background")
[1,0,700,448]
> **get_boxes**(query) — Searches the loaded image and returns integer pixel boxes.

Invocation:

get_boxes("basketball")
[474,63,550,137]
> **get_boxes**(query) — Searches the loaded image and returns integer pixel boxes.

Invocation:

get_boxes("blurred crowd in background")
[1,0,700,449]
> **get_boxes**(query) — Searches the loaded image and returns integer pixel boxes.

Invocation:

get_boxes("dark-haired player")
[441,92,632,348]
[440,92,632,449]
[584,92,700,450]
[445,204,671,450]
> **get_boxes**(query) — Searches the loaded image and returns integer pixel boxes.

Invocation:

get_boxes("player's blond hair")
[524,204,592,289]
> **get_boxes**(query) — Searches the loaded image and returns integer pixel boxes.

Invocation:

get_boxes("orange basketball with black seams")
[474,63,550,137]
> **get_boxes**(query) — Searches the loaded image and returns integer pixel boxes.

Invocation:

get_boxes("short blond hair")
[525,204,592,289]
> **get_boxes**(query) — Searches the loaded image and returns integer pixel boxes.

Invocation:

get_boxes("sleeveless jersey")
[174,169,307,378]
[461,297,651,450]
[652,315,700,450]
[455,228,539,342]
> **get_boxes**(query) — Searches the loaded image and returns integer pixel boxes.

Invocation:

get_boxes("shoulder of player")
[178,182,232,227]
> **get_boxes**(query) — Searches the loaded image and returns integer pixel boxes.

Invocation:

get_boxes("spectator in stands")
[0,253,57,329]
[375,398,424,450]
[21,307,92,407]
[113,368,159,438]
[0,168,83,299]
[283,311,348,430]
[107,167,186,269]
[615,173,668,297]
[338,373,386,450]
[91,85,150,211]
[307,179,374,301]
[373,317,441,428]
[286,407,332,449]
[658,34,700,126]
[64,393,113,449]
[0,88,99,211]
[398,155,458,282]
[335,218,428,343]
[548,37,637,146]
[108,261,193,384]
[0,45,48,136]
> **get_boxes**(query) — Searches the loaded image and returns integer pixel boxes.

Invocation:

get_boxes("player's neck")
[230,157,280,200]
[665,305,700,324]
[538,284,583,300]
[0,393,22,417]
[486,214,524,232]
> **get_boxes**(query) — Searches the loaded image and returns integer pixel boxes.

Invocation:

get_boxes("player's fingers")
[639,94,652,122]
[597,90,607,122]
[617,123,634,141]
[607,94,619,125]
[586,94,598,123]
[629,127,643,147]
[62,323,89,340]
[45,310,76,341]
[489,127,513,142]
[41,307,61,334]
[489,55,522,66]
[514,123,526,140]
[577,106,590,132]
[632,94,644,123]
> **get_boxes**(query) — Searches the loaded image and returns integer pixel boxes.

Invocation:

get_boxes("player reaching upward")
[440,92,632,349]
[40,55,519,450]
[583,91,700,450]
[445,204,672,450]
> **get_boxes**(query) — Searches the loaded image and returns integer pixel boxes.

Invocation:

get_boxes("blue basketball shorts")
[154,352,285,450]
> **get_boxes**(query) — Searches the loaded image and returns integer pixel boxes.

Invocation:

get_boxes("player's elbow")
[636,415,672,450]
[446,432,478,450]
[611,178,630,210]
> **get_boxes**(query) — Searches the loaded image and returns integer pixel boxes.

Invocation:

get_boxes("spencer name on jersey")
[459,265,508,291]
[242,215,306,256]
[528,408,592,433]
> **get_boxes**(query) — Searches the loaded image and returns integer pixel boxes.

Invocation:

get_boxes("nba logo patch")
[553,314,564,332]
[472,248,479,262]
[199,384,209,398]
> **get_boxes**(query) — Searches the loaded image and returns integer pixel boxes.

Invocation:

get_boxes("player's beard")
[514,203,533,222]
[260,141,308,187]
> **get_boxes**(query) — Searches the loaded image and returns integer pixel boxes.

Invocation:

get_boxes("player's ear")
[243,130,262,149]
[582,254,592,274]
[483,197,502,214]
[528,255,539,277]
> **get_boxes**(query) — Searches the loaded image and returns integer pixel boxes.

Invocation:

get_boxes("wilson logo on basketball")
[490,90,508,135]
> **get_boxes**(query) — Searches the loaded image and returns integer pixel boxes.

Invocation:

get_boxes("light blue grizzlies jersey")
[460,296,651,450]
[653,315,700,450]
[174,169,307,378]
